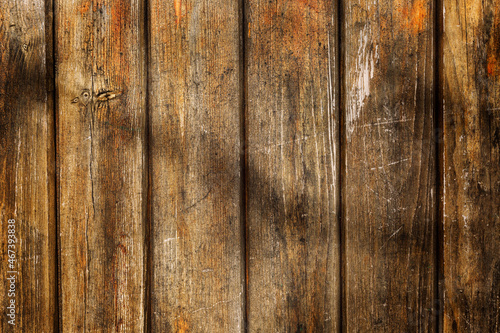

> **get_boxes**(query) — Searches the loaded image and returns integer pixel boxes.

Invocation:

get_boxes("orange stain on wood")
[77,0,91,14]
[110,0,131,84]
[296,0,320,13]
[257,0,323,58]
[487,56,499,77]
[410,0,427,33]
[117,243,127,254]
[176,219,190,243]
[487,6,500,77]
[174,0,182,25]
[174,316,190,333]
[397,0,428,34]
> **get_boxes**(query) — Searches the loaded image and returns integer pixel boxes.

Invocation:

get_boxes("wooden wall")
[0,0,498,331]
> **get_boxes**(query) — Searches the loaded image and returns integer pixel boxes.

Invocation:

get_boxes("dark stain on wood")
[0,0,56,331]
[55,0,146,331]
[442,0,500,331]
[246,0,340,331]
[148,0,244,331]
[343,0,436,331]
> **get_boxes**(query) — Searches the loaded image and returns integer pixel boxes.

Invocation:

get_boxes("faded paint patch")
[347,23,378,139]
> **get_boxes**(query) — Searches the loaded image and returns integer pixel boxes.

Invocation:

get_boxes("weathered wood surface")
[55,0,147,330]
[148,0,244,331]
[0,0,56,331]
[343,0,437,331]
[3,0,500,330]
[442,0,500,331]
[245,0,340,331]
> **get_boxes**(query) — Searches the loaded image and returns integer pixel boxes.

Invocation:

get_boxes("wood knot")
[71,89,121,106]
[71,89,91,106]
[96,90,121,102]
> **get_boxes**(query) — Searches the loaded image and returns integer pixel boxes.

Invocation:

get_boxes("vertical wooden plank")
[442,0,500,331]
[0,0,56,331]
[148,0,244,331]
[245,0,340,331]
[343,0,436,331]
[55,0,147,330]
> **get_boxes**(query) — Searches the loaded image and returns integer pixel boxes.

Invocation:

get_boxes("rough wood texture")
[148,0,244,331]
[0,0,56,331]
[245,0,340,331]
[55,0,147,330]
[343,0,436,331]
[442,0,500,331]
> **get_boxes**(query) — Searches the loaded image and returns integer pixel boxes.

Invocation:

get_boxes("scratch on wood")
[370,158,410,170]
[354,118,415,128]
[250,133,325,153]
[174,293,242,319]
[183,187,212,212]
[378,226,403,252]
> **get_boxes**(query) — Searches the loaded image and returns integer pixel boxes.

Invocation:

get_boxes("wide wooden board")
[55,0,147,330]
[0,0,56,331]
[442,0,500,331]
[343,0,437,331]
[148,0,245,331]
[245,0,341,331]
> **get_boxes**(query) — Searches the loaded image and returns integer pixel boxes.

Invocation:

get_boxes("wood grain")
[55,0,147,330]
[442,0,500,331]
[148,0,245,331]
[343,0,437,331]
[245,0,340,331]
[0,0,56,331]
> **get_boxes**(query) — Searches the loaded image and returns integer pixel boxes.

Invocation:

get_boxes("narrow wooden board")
[0,0,56,331]
[148,0,245,331]
[55,0,147,330]
[343,0,437,331]
[442,0,500,331]
[245,0,340,331]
